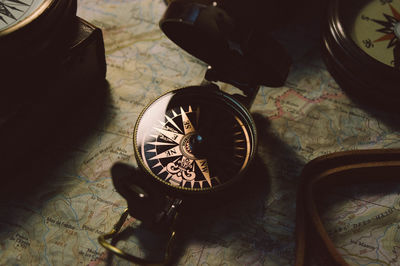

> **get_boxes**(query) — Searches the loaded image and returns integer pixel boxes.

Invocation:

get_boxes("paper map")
[1,0,400,265]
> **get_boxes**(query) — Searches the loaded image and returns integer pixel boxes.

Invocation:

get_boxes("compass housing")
[133,85,257,197]
[322,0,400,109]
[1,0,80,110]
[0,0,77,58]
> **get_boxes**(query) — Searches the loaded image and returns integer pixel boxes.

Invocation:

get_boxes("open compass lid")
[160,0,292,87]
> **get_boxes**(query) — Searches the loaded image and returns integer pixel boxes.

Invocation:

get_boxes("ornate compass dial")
[134,88,256,192]
[0,0,44,31]
[351,0,400,68]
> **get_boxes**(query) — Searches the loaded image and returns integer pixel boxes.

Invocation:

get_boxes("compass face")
[351,0,400,68]
[134,88,256,192]
[0,0,46,32]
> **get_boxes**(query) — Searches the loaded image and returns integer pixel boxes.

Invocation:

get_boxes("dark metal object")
[322,0,400,110]
[0,0,78,59]
[0,17,106,171]
[160,0,291,87]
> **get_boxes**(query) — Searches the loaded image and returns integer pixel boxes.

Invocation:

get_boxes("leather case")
[295,149,400,265]
[0,17,106,172]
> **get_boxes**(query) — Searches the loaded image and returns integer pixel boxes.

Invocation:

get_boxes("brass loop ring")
[98,209,177,266]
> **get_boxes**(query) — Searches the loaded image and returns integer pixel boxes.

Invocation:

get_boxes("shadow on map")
[164,113,305,265]
[270,0,400,132]
[341,88,400,132]
[98,113,304,265]
[0,80,111,209]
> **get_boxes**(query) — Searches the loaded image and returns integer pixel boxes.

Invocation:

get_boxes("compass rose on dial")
[352,0,400,68]
[372,4,400,47]
[143,105,220,189]
[0,0,34,31]
[135,92,254,192]
[371,3,400,68]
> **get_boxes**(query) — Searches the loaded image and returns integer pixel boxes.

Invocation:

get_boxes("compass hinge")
[205,66,260,108]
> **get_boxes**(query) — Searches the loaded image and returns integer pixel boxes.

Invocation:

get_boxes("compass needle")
[374,33,395,43]
[390,4,400,20]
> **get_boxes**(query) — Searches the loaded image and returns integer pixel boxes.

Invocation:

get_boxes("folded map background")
[1,0,400,265]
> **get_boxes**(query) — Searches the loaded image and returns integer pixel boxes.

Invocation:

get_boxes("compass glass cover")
[0,0,47,32]
[134,88,255,192]
[350,0,400,68]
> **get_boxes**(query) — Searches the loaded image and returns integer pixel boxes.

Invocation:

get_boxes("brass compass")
[136,86,256,193]
[323,0,400,108]
[99,0,291,264]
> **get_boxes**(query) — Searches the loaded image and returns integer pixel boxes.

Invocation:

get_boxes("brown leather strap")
[295,149,400,265]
